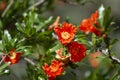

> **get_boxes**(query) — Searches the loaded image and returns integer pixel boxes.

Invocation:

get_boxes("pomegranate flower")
[42,60,64,80]
[2,49,22,64]
[54,22,76,45]
[79,10,101,36]
[90,10,99,24]
[67,41,86,63]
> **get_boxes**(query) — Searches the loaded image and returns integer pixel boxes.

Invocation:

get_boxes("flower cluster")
[54,22,86,62]
[42,21,87,79]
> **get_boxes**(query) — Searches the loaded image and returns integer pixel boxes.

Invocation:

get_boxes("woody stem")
[102,36,120,65]
[2,0,14,17]
[24,57,35,65]
[0,55,6,65]
[28,0,45,10]
[109,55,120,64]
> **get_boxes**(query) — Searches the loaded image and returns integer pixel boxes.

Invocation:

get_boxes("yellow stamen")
[61,32,70,39]
[10,52,16,59]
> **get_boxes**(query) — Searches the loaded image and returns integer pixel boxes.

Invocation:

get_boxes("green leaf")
[37,16,53,32]
[16,10,53,38]
[92,33,96,46]
[0,63,10,74]
[47,43,63,53]
[0,42,4,53]
[110,39,118,45]
[38,77,45,80]
[98,5,112,32]
[15,22,25,33]
[98,5,105,27]
[110,67,120,80]
[86,50,91,55]
[76,34,91,48]
[103,7,111,30]
[0,20,3,29]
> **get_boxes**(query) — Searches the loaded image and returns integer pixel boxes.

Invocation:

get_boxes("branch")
[24,57,35,65]
[101,36,120,64]
[57,0,78,5]
[109,56,120,64]
[0,55,6,65]
[107,49,120,64]
[28,0,45,10]
[101,49,120,65]
[2,0,14,17]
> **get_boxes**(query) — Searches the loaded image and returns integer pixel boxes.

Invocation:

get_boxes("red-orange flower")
[79,10,101,36]
[67,41,86,62]
[42,60,64,79]
[2,49,22,64]
[90,10,99,24]
[89,51,101,68]
[54,22,76,45]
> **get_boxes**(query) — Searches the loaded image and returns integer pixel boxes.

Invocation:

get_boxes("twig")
[24,57,35,65]
[109,56,120,64]
[0,55,6,65]
[61,0,78,5]
[107,40,120,64]
[67,1,78,5]
[2,0,14,17]
[101,49,120,65]
[28,0,45,10]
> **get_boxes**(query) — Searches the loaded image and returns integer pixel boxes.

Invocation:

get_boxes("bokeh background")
[0,0,120,80]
